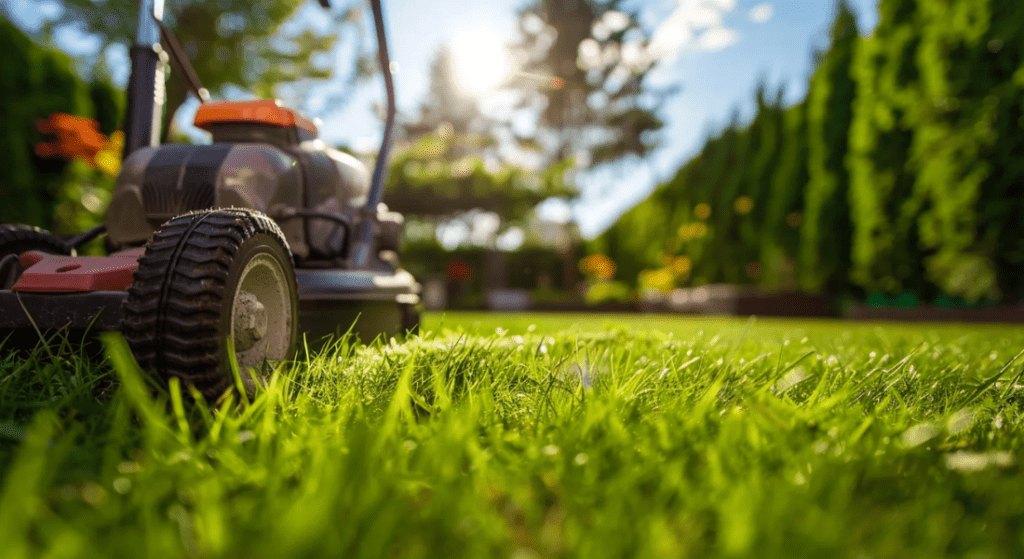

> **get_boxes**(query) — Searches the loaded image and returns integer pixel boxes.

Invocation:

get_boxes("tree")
[847,0,926,297]
[507,0,667,169]
[404,46,485,139]
[803,0,859,295]
[13,0,365,140]
[909,0,1024,301]
[386,45,575,224]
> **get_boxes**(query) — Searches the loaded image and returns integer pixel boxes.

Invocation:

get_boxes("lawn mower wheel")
[122,209,298,400]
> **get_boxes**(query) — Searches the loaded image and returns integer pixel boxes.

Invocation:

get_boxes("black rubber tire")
[0,225,72,289]
[122,209,299,400]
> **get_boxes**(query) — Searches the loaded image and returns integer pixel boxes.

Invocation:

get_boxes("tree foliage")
[596,0,1024,304]
[803,0,858,295]
[508,0,667,167]
[849,0,1024,301]
[593,87,799,291]
[387,45,575,224]
[18,0,362,139]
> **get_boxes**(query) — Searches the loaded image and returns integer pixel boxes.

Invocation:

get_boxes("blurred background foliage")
[18,0,362,141]
[593,0,1024,306]
[0,17,122,237]
[5,0,1024,308]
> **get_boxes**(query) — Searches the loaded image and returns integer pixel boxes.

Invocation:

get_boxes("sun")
[449,29,513,98]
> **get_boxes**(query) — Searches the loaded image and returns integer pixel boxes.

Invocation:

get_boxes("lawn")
[2,312,1024,558]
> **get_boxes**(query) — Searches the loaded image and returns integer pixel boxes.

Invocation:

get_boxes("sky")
[4,0,879,239]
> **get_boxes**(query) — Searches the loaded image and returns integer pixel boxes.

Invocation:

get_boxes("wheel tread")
[122,208,295,400]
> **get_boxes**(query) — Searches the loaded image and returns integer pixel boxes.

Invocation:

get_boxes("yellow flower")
[94,131,125,177]
[639,268,674,292]
[734,196,753,215]
[694,203,711,220]
[579,254,616,280]
[693,223,708,238]
[670,256,691,277]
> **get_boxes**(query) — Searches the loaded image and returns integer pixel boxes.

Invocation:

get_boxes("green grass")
[3,312,1024,558]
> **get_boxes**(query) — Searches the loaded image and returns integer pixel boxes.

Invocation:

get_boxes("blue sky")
[5,0,879,238]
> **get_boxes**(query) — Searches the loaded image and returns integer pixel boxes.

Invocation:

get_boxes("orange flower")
[35,113,123,176]
[36,113,106,161]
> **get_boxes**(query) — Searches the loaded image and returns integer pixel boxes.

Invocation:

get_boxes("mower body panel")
[0,265,417,345]
[106,140,369,260]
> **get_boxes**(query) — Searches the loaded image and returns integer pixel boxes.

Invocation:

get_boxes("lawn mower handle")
[122,0,165,159]
[352,0,397,267]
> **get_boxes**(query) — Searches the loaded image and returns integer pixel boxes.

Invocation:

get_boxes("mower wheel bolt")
[233,290,268,351]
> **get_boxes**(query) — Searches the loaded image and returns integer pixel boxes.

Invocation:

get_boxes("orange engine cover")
[193,100,318,136]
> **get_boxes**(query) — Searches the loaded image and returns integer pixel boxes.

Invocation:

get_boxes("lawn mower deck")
[0,249,419,341]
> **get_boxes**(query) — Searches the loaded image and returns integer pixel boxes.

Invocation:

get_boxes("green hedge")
[598,0,1024,304]
[0,17,122,235]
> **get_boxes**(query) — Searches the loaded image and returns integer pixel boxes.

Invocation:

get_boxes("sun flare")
[449,30,513,98]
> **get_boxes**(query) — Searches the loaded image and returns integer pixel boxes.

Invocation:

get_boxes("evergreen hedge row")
[597,0,1024,304]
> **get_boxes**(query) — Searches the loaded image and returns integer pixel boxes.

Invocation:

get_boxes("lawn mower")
[0,0,420,398]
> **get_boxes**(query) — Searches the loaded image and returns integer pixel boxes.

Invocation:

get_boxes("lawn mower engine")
[0,0,420,399]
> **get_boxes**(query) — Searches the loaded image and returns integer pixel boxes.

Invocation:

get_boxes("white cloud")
[698,27,739,51]
[749,3,775,23]
[646,0,741,62]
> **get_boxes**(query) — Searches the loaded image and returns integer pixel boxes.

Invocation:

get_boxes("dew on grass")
[944,451,1014,473]
[403,440,418,452]
[81,482,107,506]
[117,461,140,475]
[527,324,536,332]
[169,450,193,464]
[543,444,560,456]
[901,423,939,447]
[511,548,541,559]
[774,367,808,393]
[237,431,255,443]
[112,477,131,494]
[947,409,976,433]
[574,453,588,465]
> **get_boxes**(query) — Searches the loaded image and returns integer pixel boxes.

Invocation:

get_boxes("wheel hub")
[231,252,292,369]
[233,290,268,352]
